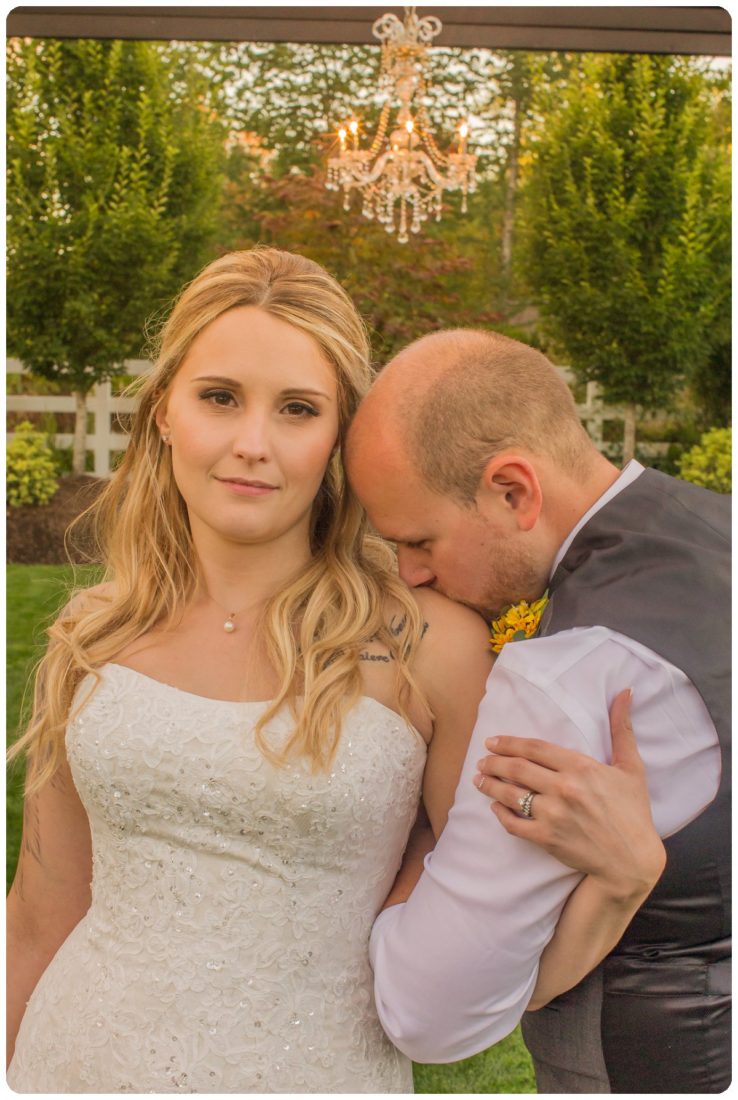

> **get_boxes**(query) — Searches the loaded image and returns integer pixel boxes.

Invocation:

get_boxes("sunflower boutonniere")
[490,591,549,654]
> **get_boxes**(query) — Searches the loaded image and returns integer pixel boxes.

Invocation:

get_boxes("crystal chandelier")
[326,6,477,243]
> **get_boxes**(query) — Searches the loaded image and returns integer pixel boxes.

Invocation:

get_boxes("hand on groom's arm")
[474,688,666,898]
[381,690,664,922]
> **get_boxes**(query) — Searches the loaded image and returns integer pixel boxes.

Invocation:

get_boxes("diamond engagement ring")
[518,791,536,818]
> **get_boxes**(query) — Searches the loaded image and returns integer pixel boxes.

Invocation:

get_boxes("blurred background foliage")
[7,38,731,464]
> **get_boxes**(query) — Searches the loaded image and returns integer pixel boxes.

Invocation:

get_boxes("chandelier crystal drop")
[326,6,477,243]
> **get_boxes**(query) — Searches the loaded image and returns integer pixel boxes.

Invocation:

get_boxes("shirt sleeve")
[369,663,607,1064]
[369,627,720,1064]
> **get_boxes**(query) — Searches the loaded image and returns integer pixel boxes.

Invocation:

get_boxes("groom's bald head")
[346,329,615,616]
[347,328,595,503]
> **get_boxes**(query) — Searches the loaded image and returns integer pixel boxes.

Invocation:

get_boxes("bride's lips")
[215,476,278,497]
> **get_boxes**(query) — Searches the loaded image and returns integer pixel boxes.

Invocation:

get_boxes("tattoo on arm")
[359,619,429,661]
[388,613,408,637]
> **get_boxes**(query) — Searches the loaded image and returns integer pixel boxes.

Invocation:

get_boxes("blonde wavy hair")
[11,248,428,794]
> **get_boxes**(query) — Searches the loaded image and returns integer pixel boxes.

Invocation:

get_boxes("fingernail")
[485,737,499,750]
[473,772,483,788]
[626,688,633,701]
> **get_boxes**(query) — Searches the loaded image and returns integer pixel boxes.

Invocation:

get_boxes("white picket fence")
[7,358,149,476]
[557,368,668,461]
[6,358,667,476]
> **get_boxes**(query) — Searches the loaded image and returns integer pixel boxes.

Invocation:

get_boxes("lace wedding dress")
[8,663,426,1093]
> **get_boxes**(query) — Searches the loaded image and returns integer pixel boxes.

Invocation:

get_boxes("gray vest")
[521,468,731,1093]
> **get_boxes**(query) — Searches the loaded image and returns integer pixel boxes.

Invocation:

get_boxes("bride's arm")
[7,591,109,1063]
[529,873,656,1011]
[7,753,93,1065]
[378,589,492,911]
[411,590,494,838]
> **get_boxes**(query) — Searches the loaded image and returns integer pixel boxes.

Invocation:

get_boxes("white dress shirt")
[369,462,721,1064]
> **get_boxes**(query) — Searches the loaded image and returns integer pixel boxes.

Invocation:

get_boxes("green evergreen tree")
[7,38,227,471]
[519,55,731,459]
[486,52,574,299]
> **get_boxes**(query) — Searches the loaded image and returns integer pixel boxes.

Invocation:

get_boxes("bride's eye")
[200,389,236,408]
[283,401,319,419]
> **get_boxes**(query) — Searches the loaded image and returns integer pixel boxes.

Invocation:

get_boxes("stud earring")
[161,433,171,445]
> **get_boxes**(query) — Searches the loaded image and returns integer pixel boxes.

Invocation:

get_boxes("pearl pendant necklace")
[205,594,257,634]
[203,590,260,634]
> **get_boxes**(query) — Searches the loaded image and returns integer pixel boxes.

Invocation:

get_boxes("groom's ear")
[478,454,542,532]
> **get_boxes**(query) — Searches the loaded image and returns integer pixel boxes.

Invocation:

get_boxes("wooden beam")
[6,6,732,56]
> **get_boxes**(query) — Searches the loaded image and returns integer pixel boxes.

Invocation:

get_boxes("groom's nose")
[397,548,435,589]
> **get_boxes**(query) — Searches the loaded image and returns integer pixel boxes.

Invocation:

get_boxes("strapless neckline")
[103,662,427,749]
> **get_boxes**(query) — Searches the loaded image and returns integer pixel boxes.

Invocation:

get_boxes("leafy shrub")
[677,427,732,493]
[6,420,59,507]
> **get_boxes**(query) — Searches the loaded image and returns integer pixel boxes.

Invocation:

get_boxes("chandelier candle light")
[326,6,477,243]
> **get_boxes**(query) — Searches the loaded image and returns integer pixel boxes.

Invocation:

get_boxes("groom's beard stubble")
[466,541,547,621]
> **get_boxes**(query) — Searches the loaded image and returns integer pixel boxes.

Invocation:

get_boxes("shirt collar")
[549,460,645,580]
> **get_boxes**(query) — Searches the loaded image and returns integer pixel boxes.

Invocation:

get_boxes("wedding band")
[518,791,536,819]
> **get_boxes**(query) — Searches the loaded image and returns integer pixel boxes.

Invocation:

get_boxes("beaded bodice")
[9,663,426,1093]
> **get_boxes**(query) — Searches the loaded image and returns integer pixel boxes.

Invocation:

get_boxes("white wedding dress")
[8,663,426,1093]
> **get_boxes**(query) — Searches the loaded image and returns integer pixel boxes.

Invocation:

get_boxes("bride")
[7,248,659,1093]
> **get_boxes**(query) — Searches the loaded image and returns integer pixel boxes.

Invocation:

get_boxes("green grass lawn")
[6,563,536,1092]
[414,1029,535,1092]
[7,563,103,889]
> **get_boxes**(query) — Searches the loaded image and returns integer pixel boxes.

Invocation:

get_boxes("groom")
[346,328,730,1093]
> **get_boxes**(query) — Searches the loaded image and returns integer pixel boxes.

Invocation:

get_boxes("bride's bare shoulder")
[381,586,488,645]
[403,586,493,697]
[408,586,491,647]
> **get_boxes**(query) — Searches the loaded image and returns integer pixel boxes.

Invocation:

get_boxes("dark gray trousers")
[521,955,731,1093]
[521,968,610,1093]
